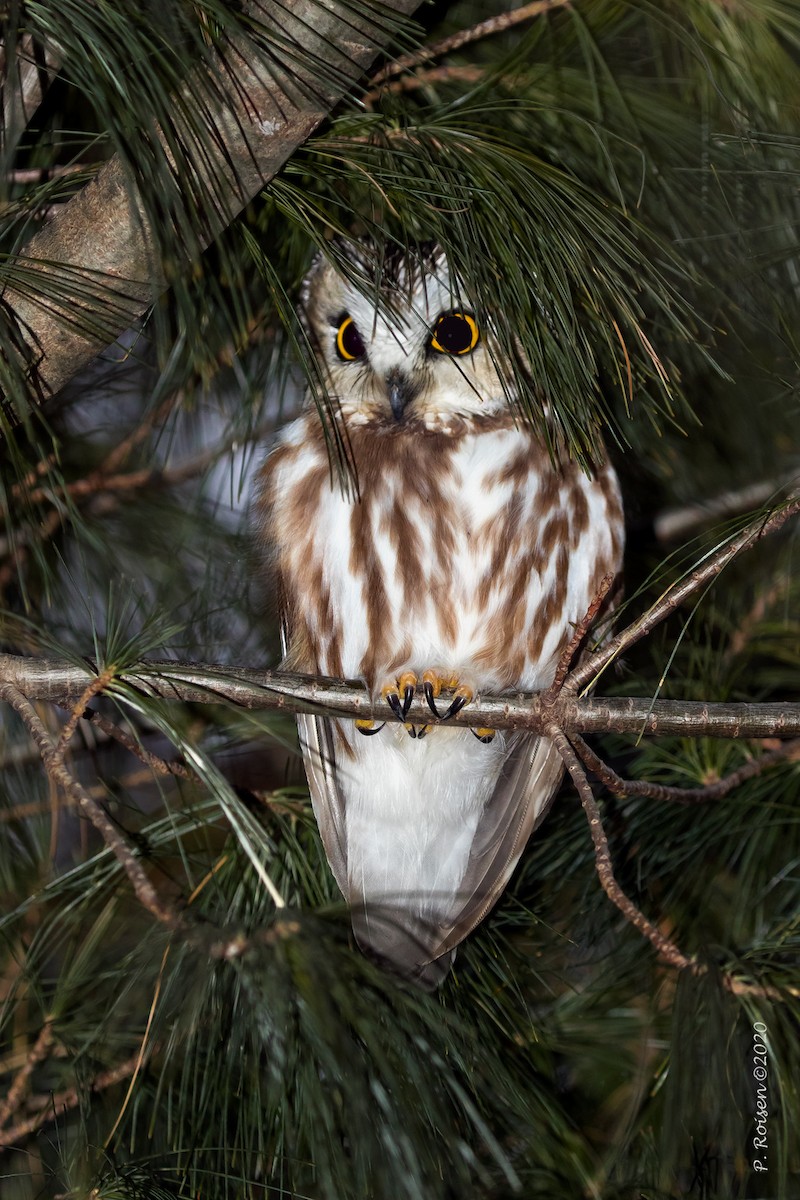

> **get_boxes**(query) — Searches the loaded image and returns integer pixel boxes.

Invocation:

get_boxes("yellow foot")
[422,669,474,722]
[471,727,496,744]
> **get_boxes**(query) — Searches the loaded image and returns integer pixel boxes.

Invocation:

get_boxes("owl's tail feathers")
[350,904,455,991]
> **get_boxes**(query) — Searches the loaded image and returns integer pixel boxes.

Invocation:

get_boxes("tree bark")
[4,0,422,401]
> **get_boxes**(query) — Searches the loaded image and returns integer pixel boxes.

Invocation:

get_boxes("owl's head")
[300,243,509,426]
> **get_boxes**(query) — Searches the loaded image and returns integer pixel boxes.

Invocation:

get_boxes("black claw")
[386,692,404,722]
[442,694,468,721]
[402,684,415,718]
[357,722,385,737]
[405,724,417,739]
[471,729,495,744]
[424,680,442,719]
[416,725,428,741]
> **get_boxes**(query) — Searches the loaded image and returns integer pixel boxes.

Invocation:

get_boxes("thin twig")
[554,727,796,1001]
[0,768,166,823]
[724,573,791,663]
[543,573,615,701]
[0,680,289,959]
[0,1021,55,1129]
[565,492,800,696]
[571,734,800,805]
[56,667,115,752]
[0,1051,142,1151]
[0,681,185,933]
[654,474,798,543]
[0,509,61,594]
[546,723,698,972]
[369,0,570,88]
[367,64,487,100]
[80,708,193,779]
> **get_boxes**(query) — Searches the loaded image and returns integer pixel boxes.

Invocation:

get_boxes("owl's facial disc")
[306,248,509,423]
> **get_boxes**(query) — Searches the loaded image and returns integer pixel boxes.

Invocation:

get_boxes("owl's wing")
[297,710,563,988]
[296,711,349,896]
[432,731,564,960]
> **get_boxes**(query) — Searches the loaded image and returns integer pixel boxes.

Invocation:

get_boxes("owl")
[257,242,624,988]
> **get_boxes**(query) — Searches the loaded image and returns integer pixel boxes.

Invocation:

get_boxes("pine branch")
[565,491,800,695]
[0,680,296,959]
[0,654,797,737]
[571,733,800,805]
[368,0,568,87]
[4,0,423,403]
[0,1050,142,1152]
[546,723,793,1001]
[546,723,697,973]
[0,679,187,933]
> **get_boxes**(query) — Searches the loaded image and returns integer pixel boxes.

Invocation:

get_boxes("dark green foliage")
[1,1,799,1197]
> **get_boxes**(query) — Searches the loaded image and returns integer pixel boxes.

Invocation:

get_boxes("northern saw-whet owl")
[257,243,624,988]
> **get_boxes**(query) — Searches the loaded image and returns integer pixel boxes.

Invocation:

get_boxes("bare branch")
[546,723,697,972]
[0,680,186,933]
[365,63,487,102]
[81,708,193,779]
[543,572,615,700]
[571,734,800,805]
[56,667,116,752]
[1,654,799,738]
[0,1051,142,1151]
[0,1021,55,1130]
[654,474,798,543]
[547,725,795,1002]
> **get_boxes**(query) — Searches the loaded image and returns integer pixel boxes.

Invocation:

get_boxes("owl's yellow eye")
[430,311,479,356]
[335,315,366,361]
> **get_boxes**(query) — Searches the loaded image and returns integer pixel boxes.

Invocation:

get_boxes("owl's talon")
[441,692,469,721]
[397,671,418,717]
[356,719,385,736]
[423,680,441,719]
[404,722,417,739]
[382,672,417,722]
[471,727,496,744]
[416,724,433,740]
[422,672,474,722]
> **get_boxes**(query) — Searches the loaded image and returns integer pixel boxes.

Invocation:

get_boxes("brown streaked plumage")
[256,243,624,987]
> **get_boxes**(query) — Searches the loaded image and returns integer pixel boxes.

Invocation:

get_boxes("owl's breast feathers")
[258,410,623,693]
[257,410,623,986]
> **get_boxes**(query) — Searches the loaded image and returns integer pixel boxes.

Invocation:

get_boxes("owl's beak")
[385,368,413,422]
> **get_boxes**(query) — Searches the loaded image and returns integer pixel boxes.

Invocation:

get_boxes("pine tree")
[1,2,798,1197]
